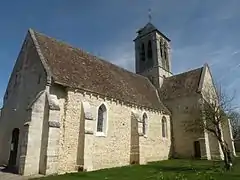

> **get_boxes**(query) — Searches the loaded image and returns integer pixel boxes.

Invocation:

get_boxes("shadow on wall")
[234,140,240,153]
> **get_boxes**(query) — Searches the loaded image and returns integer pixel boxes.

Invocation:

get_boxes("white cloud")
[231,50,240,56]
[101,42,135,72]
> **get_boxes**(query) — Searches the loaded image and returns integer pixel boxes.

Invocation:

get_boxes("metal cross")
[148,8,152,22]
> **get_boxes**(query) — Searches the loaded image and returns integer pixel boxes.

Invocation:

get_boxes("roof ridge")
[29,29,52,83]
[32,29,148,81]
[167,66,204,79]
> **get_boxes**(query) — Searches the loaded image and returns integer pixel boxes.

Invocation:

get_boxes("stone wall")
[55,88,171,173]
[163,95,208,159]
[0,32,47,171]
[222,119,236,156]
[234,140,240,152]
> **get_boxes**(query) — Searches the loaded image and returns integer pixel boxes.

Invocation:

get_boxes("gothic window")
[162,116,167,138]
[140,43,146,61]
[142,113,148,135]
[96,104,107,135]
[164,45,170,71]
[147,40,153,59]
[160,40,163,58]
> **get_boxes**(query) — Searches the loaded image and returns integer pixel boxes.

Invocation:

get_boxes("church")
[0,22,235,176]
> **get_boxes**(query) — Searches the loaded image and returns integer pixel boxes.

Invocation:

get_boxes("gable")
[29,29,168,112]
[159,67,203,100]
[197,64,217,100]
[3,32,48,105]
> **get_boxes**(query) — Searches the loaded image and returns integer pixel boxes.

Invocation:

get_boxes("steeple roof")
[134,22,170,42]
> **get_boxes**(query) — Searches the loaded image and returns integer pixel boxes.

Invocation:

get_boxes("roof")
[134,23,171,42]
[30,29,169,112]
[159,67,203,100]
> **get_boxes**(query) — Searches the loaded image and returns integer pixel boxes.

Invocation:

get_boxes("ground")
[1,157,239,180]
[0,166,26,180]
[31,157,240,180]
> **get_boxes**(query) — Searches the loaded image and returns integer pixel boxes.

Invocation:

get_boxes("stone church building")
[0,23,235,176]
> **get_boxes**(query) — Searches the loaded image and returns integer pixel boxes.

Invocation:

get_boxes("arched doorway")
[8,128,20,167]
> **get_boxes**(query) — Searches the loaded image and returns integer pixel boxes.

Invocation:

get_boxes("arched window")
[140,43,146,61]
[160,40,163,58]
[142,113,148,135]
[97,104,107,135]
[147,40,152,59]
[162,116,167,138]
[164,45,169,71]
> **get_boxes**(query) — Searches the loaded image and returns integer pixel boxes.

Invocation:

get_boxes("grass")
[34,157,240,180]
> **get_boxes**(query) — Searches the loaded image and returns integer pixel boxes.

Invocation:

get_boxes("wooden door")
[194,141,201,159]
[8,128,20,167]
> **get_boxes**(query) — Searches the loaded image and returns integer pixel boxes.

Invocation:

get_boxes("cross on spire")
[148,8,152,22]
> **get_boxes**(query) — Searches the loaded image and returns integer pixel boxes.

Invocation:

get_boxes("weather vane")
[148,8,152,22]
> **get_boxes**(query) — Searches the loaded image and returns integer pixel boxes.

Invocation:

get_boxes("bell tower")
[134,22,172,88]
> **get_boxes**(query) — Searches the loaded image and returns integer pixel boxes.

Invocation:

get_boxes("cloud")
[101,42,135,72]
[231,50,240,56]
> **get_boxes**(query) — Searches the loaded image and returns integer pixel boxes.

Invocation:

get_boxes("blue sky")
[0,0,240,107]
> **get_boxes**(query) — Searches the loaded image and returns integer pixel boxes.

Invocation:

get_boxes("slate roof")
[31,30,169,112]
[159,67,203,100]
[134,23,170,42]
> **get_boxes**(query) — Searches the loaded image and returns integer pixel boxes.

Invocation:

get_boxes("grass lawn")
[34,157,240,180]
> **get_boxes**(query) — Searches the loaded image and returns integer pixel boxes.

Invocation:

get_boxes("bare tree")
[183,84,237,170]
[229,111,240,140]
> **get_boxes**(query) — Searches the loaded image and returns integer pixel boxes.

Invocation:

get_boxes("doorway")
[194,141,201,159]
[8,128,20,167]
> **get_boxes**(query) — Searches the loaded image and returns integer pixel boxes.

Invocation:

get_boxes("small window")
[162,116,167,138]
[96,104,107,136]
[37,75,41,84]
[13,74,18,88]
[4,91,9,101]
[142,113,148,135]
[140,43,146,61]
[147,40,153,59]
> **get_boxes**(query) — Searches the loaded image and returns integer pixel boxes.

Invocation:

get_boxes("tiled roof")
[31,30,169,112]
[159,67,203,100]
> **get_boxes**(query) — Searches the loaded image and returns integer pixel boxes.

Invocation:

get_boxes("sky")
[0,0,240,107]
